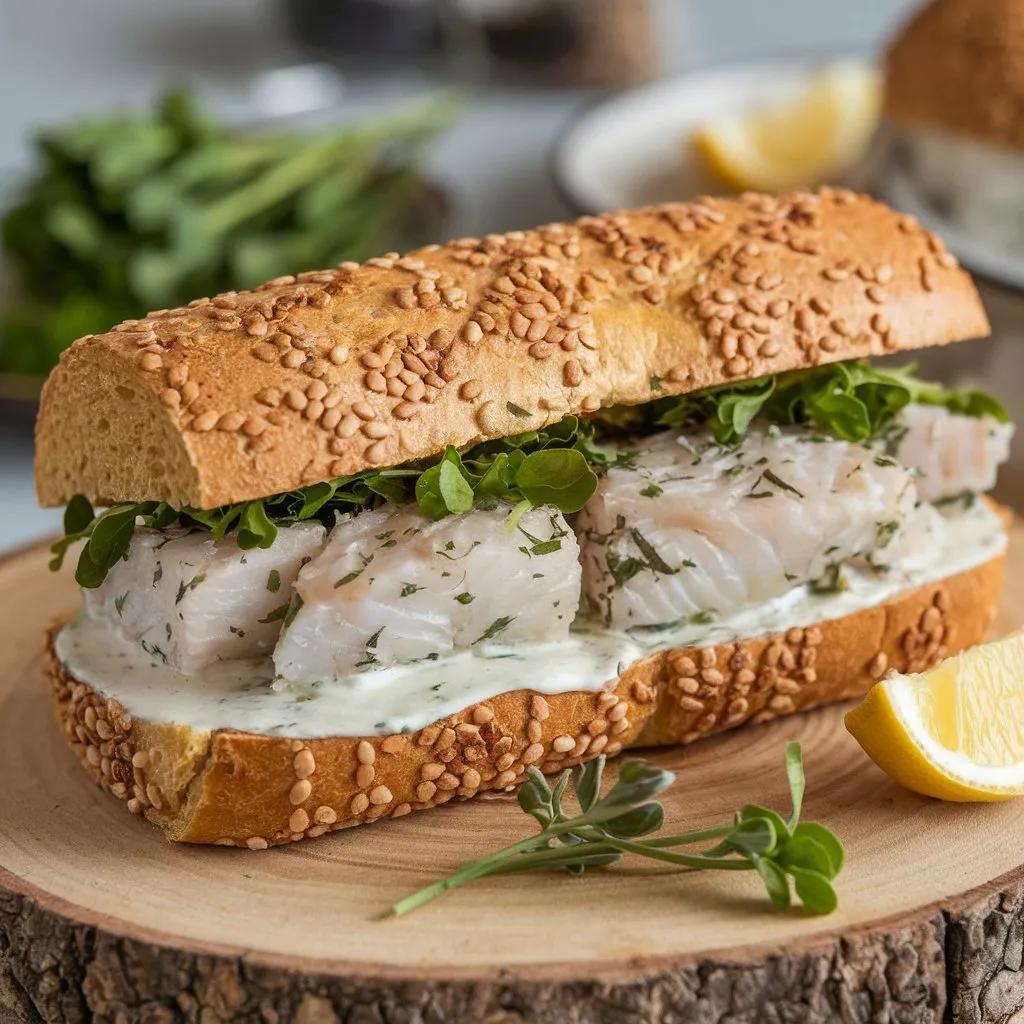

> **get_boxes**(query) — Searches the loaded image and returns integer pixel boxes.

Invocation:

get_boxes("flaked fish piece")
[85,522,326,672]
[884,404,1013,503]
[576,427,918,630]
[274,502,580,681]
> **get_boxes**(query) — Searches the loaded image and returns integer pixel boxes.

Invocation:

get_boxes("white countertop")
[0,0,919,554]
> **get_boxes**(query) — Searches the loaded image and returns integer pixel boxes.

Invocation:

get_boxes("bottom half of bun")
[46,549,1006,848]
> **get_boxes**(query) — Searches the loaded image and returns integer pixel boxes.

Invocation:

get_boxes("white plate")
[880,162,1024,294]
[552,56,872,215]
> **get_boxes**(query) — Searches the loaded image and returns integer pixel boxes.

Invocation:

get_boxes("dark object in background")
[0,89,459,382]
[282,0,444,60]
[451,0,658,86]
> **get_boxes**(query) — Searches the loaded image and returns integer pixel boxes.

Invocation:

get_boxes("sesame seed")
[314,805,337,825]
[193,410,219,432]
[421,762,444,781]
[463,321,484,344]
[496,769,518,787]
[350,793,370,814]
[589,735,608,755]
[439,768,462,792]
[293,749,316,779]
[282,349,305,369]
[289,808,310,833]
[217,411,245,431]
[530,695,550,721]
[416,781,437,802]
[352,401,375,420]
[866,285,887,304]
[356,764,376,789]
[392,803,412,818]
[290,779,312,805]
[247,837,269,850]
[563,359,583,387]
[552,735,574,753]
[366,441,388,463]
[522,743,544,764]
[181,380,200,404]
[462,768,482,790]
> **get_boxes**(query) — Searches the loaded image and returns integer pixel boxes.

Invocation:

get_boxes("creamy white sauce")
[55,502,1007,738]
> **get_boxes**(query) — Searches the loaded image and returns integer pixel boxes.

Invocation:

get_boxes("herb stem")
[575,828,754,871]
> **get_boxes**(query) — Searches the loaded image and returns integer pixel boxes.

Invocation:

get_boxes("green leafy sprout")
[598,360,1008,446]
[50,415,614,588]
[391,741,843,916]
[0,88,462,377]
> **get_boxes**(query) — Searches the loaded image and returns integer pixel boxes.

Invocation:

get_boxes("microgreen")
[391,742,842,916]
[600,360,1008,446]
[50,415,606,588]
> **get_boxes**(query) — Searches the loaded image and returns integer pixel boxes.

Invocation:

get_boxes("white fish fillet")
[274,502,580,680]
[885,405,1013,503]
[85,522,326,672]
[576,427,919,630]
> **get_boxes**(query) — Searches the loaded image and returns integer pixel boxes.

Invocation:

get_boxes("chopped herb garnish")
[258,602,289,624]
[174,573,206,604]
[640,483,664,498]
[506,402,532,418]
[473,616,516,645]
[810,564,848,594]
[114,593,127,617]
[629,529,678,576]
[266,569,281,593]
[454,592,475,605]
[401,582,426,598]
[152,564,163,586]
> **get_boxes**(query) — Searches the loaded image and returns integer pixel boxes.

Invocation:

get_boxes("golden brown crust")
[885,0,1024,149]
[35,188,988,510]
[47,546,1006,848]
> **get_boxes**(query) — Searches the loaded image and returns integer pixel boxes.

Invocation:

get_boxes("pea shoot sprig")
[392,742,843,917]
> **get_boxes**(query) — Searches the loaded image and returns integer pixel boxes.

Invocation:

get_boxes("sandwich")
[35,187,1013,849]
[884,0,1024,253]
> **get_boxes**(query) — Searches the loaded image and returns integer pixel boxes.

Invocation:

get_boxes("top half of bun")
[885,0,1024,149]
[35,187,989,511]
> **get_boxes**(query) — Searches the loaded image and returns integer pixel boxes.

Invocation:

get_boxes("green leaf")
[63,494,95,535]
[738,804,792,844]
[516,449,598,514]
[237,502,278,549]
[572,756,604,814]
[439,456,474,514]
[776,836,834,878]
[754,857,791,910]
[602,802,665,839]
[602,760,676,809]
[518,767,554,828]
[720,816,778,858]
[790,868,838,914]
[790,823,844,878]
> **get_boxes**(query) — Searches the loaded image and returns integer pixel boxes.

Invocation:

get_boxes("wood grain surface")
[3,532,1024,1023]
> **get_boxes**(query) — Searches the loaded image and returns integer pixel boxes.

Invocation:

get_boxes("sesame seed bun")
[34,188,988,511]
[885,0,1024,149]
[48,543,1005,847]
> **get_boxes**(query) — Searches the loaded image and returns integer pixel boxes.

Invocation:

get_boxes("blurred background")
[2,0,1022,552]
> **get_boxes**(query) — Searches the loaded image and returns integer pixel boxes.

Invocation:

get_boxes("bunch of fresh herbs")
[392,741,843,916]
[1,88,460,377]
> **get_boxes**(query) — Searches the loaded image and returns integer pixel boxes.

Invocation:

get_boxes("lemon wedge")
[692,59,882,193]
[845,632,1024,802]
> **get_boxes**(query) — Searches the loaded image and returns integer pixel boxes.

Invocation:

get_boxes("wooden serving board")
[3,535,1024,1024]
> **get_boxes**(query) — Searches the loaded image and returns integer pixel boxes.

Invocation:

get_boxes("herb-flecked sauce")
[55,502,1006,738]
